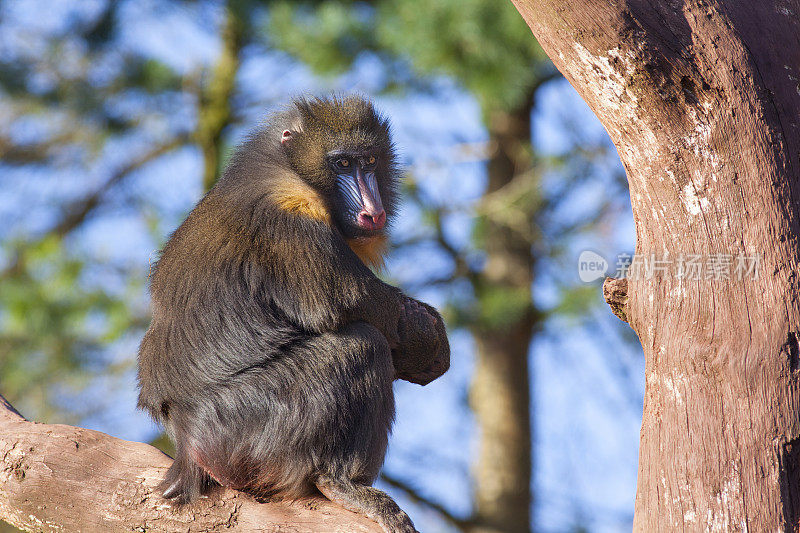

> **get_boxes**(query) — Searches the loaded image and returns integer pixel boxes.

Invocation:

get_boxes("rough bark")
[603,277,629,323]
[510,0,800,531]
[0,395,381,532]
[468,101,535,533]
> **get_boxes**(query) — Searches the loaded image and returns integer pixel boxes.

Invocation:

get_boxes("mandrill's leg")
[158,322,401,508]
[160,438,214,504]
[316,474,417,533]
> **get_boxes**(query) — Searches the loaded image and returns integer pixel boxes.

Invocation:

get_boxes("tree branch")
[379,472,471,531]
[1,138,186,280]
[51,138,188,239]
[0,394,381,532]
[602,277,628,323]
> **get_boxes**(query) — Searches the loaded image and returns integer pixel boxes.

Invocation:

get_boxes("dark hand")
[393,298,450,385]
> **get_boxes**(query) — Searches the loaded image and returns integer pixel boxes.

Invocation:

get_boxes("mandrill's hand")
[393,297,450,385]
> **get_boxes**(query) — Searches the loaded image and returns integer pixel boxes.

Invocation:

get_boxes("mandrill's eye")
[367,155,376,165]
[337,158,350,168]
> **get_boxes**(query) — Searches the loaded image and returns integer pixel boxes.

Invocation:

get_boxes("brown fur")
[346,235,388,269]
[271,179,332,225]
[271,179,388,269]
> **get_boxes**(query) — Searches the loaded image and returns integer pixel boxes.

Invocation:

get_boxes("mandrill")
[137,95,450,533]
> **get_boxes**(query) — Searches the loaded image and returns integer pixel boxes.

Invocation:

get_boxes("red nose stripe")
[356,169,383,215]
[358,210,386,230]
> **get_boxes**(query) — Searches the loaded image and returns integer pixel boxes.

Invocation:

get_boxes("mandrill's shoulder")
[203,160,329,235]
[211,129,327,220]
[265,174,332,226]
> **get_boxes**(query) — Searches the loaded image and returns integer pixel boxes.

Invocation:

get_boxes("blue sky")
[0,2,643,531]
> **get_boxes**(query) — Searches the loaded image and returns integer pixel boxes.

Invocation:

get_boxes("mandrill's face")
[327,148,386,239]
[279,96,399,242]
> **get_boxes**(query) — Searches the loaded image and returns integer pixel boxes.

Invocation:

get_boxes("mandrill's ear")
[280,129,293,146]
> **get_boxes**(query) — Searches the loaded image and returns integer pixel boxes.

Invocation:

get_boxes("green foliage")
[375,0,548,112]
[267,0,549,113]
[0,237,141,421]
[269,2,378,75]
[555,284,602,319]
[124,58,184,94]
[474,284,532,332]
[0,2,183,421]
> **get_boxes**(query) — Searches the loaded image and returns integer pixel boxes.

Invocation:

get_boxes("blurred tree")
[0,2,240,526]
[0,0,190,422]
[266,2,632,532]
[0,0,262,422]
[196,0,245,191]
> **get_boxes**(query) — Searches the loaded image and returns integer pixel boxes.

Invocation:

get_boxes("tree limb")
[50,137,188,239]
[0,394,381,532]
[1,138,187,280]
[602,277,628,323]
[379,472,471,531]
[512,0,800,529]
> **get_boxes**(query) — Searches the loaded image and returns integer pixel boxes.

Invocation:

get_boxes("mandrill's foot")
[403,298,437,328]
[396,356,448,385]
[316,475,418,533]
[159,451,214,505]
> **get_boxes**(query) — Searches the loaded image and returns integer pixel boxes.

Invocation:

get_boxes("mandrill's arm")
[260,205,405,347]
[259,205,449,384]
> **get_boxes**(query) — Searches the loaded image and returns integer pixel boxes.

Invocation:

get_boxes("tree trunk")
[469,101,536,533]
[196,1,243,192]
[510,1,800,531]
